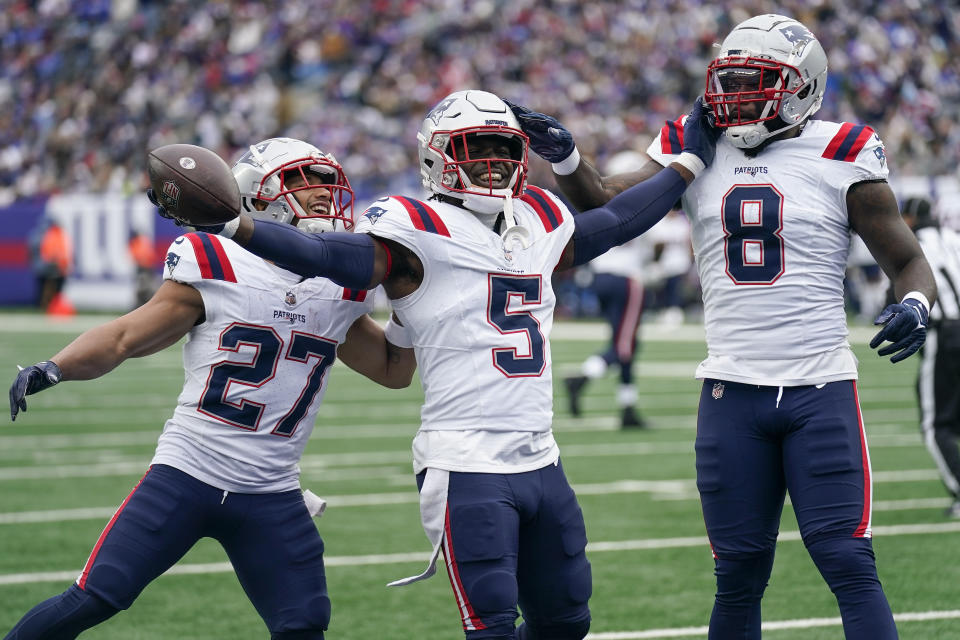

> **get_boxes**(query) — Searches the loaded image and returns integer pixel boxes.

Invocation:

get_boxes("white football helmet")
[704,14,828,149]
[232,137,354,232]
[417,90,528,215]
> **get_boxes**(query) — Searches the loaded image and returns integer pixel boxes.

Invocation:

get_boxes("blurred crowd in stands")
[2,0,957,206]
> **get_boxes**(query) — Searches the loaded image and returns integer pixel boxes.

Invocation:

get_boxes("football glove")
[505,100,575,163]
[869,298,928,363]
[147,188,226,234]
[10,361,62,421]
[680,96,721,169]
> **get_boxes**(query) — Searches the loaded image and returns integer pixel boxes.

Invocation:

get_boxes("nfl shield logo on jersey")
[712,382,725,400]
[285,290,297,306]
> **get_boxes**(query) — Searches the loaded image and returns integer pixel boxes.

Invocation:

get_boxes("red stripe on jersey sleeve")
[205,234,237,283]
[185,234,214,279]
[842,126,876,162]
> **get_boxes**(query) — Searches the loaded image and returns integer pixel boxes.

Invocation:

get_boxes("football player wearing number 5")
[5,138,416,640]
[509,14,936,640]
[174,90,719,639]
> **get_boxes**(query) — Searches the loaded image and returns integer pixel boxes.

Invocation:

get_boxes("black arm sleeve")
[571,166,687,266]
[245,219,376,289]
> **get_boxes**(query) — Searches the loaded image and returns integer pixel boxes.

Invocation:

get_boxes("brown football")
[147,144,240,226]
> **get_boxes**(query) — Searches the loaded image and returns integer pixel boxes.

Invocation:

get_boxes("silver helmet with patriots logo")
[704,14,828,149]
[231,137,354,232]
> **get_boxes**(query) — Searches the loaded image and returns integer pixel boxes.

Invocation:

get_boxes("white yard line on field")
[3,521,960,587]
[585,609,960,639]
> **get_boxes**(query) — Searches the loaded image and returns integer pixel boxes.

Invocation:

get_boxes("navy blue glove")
[869,298,928,363]
[10,361,62,421]
[504,100,575,163]
[681,96,721,168]
[147,188,225,234]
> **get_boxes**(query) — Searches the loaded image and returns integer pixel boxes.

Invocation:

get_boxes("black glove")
[504,100,576,163]
[680,96,721,169]
[869,298,929,363]
[10,361,62,421]
[148,188,226,234]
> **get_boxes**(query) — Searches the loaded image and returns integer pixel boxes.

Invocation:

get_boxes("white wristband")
[551,147,581,176]
[672,152,706,179]
[901,291,930,313]
[220,217,240,239]
[384,316,413,349]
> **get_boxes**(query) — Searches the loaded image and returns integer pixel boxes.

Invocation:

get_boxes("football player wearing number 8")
[173,89,719,639]
[5,138,416,640]
[509,14,937,640]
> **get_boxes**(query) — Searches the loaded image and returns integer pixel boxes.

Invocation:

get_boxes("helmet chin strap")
[499,195,530,251]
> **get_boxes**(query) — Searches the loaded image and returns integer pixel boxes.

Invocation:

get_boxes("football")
[147,143,240,226]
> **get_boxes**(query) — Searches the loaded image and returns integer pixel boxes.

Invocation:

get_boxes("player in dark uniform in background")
[900,196,960,518]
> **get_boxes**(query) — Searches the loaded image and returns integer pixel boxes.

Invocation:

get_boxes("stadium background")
[2,2,960,639]
[1,0,959,309]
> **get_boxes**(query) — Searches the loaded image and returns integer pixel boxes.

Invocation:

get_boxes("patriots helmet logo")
[165,251,181,274]
[363,206,387,224]
[427,98,456,125]
[779,24,814,45]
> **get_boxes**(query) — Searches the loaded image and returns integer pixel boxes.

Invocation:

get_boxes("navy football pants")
[592,273,643,385]
[5,464,329,639]
[418,461,592,639]
[696,380,897,639]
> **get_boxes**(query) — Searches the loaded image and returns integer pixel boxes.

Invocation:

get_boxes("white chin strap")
[725,124,769,149]
[297,218,336,233]
[500,196,530,251]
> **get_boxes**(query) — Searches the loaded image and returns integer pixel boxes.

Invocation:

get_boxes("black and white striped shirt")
[916,225,960,321]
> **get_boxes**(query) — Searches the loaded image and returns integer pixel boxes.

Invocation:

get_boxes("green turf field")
[1,314,958,639]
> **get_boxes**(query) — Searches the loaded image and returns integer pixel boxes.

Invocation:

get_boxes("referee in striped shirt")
[902,197,960,518]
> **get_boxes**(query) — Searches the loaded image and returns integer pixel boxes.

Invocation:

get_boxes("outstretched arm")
[850,180,937,362]
[555,155,668,212]
[54,281,203,379]
[556,164,691,271]
[10,280,203,420]
[545,98,718,270]
[337,314,416,389]
[227,217,390,290]
[507,99,682,211]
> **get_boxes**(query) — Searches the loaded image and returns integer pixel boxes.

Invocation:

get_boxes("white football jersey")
[353,189,575,473]
[648,119,889,385]
[153,233,373,492]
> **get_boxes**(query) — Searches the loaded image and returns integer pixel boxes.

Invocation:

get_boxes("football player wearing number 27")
[511,14,937,640]
[6,138,416,640]
[176,90,718,639]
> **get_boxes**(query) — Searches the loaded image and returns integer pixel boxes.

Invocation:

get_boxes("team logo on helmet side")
[427,98,457,125]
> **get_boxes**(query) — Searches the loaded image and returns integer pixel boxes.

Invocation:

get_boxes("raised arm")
[548,98,719,271]
[508,100,673,211]
[849,179,938,362]
[10,280,203,420]
[336,313,416,389]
